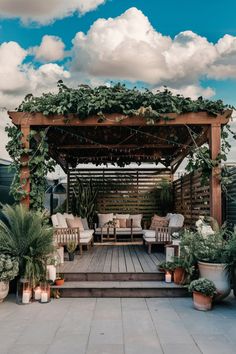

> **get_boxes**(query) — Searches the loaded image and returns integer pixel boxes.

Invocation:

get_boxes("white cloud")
[71,7,236,86]
[155,84,215,100]
[0,0,107,25]
[33,35,65,62]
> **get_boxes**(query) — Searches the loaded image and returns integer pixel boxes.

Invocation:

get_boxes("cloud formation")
[0,0,107,25]
[33,35,65,62]
[71,7,236,88]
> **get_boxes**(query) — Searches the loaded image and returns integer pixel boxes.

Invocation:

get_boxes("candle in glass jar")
[22,290,31,304]
[165,272,172,283]
[41,291,48,303]
[34,287,41,300]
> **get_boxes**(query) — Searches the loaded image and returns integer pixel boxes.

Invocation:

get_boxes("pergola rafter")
[8,109,232,225]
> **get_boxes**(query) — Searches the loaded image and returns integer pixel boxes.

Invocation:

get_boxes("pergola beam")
[9,110,231,127]
[57,143,174,150]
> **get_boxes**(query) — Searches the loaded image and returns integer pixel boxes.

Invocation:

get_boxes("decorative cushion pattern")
[66,217,84,231]
[150,215,169,230]
[98,213,114,227]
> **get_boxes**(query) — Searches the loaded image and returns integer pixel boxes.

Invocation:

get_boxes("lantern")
[16,278,32,305]
[40,281,51,303]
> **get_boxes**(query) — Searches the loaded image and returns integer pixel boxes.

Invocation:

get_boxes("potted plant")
[0,204,54,300]
[55,273,64,286]
[0,254,19,302]
[189,278,217,311]
[172,257,194,285]
[66,240,78,261]
[224,231,236,296]
[180,225,231,300]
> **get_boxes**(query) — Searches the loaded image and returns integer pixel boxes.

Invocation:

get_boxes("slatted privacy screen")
[68,168,171,221]
[173,171,210,226]
[225,166,236,227]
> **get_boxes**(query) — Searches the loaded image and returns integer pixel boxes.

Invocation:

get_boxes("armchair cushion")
[56,213,68,228]
[66,217,84,231]
[128,214,142,228]
[98,213,114,227]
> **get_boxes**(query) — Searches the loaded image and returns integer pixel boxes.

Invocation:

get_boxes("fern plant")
[0,204,54,285]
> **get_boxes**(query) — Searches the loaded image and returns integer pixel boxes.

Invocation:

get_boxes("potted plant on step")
[189,278,217,311]
[180,224,231,301]
[0,254,19,302]
[55,273,64,286]
[66,240,78,261]
[172,257,194,285]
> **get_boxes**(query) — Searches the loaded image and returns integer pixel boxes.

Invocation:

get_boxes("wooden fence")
[225,166,236,227]
[68,168,171,222]
[173,171,210,226]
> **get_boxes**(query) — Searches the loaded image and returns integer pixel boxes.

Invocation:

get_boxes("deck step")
[63,272,165,282]
[51,281,188,298]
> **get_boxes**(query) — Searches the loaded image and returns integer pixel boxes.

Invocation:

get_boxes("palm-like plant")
[0,204,54,286]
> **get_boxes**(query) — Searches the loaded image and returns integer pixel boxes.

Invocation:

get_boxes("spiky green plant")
[71,177,98,225]
[0,204,54,286]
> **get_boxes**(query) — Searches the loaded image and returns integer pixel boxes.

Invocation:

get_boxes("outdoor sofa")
[51,213,94,254]
[143,213,184,254]
[94,213,143,242]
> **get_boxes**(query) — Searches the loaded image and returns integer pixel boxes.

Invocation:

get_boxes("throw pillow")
[113,219,120,228]
[66,217,84,231]
[118,218,127,228]
[56,213,68,228]
[129,214,142,228]
[81,217,89,230]
[150,215,169,230]
[115,214,129,219]
[98,213,114,227]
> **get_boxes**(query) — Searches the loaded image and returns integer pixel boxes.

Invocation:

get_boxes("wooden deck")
[60,244,165,274]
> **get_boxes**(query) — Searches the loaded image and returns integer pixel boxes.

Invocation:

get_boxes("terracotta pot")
[198,261,230,301]
[193,291,212,311]
[0,281,9,303]
[174,267,186,285]
[55,279,64,286]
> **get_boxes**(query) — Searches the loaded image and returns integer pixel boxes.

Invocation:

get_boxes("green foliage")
[66,240,78,254]
[180,227,229,264]
[5,126,56,210]
[71,177,98,224]
[18,81,231,120]
[158,179,173,215]
[189,278,216,297]
[158,261,176,272]
[0,254,19,282]
[0,204,54,285]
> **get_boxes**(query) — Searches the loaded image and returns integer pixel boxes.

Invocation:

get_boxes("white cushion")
[56,213,68,228]
[143,236,156,242]
[115,214,129,219]
[80,235,93,243]
[95,227,142,235]
[51,214,59,228]
[80,230,94,239]
[129,214,142,228]
[98,213,114,227]
[143,230,155,238]
[168,214,184,228]
[81,218,89,230]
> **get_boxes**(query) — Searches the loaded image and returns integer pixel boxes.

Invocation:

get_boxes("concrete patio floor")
[1,294,236,354]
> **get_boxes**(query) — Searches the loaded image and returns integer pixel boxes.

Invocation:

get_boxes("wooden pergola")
[8,109,232,225]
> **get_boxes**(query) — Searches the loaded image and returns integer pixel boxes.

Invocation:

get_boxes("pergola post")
[209,123,222,225]
[20,124,30,208]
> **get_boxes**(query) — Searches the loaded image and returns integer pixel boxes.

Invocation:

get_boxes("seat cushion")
[80,235,93,244]
[80,230,94,239]
[95,227,142,235]
[143,230,155,238]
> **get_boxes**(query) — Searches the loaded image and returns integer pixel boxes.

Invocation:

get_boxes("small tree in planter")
[66,240,78,261]
[0,254,19,302]
[189,278,217,311]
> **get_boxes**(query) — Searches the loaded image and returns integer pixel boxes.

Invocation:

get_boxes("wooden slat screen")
[68,168,171,222]
[225,166,236,227]
[173,171,210,226]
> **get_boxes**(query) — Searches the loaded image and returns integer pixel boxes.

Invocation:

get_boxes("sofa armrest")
[54,227,80,245]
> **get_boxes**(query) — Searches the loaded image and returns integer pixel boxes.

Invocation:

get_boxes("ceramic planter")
[0,281,9,303]
[174,267,186,285]
[193,291,212,311]
[198,261,230,301]
[55,279,64,286]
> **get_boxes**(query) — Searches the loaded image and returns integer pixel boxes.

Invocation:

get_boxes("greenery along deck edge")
[17,81,234,124]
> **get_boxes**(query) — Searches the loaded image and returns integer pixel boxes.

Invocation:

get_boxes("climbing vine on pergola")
[6,82,235,224]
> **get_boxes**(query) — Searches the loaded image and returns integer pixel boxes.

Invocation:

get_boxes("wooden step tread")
[52,281,184,289]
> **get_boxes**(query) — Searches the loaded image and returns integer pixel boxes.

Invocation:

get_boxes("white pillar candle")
[165,272,172,283]
[34,287,41,300]
[41,291,48,303]
[47,265,56,282]
[22,290,31,304]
